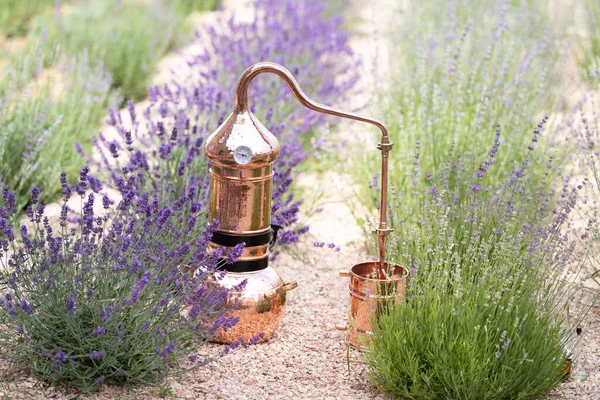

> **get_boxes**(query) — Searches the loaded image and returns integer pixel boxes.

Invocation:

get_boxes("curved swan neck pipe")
[235,62,390,142]
[234,62,393,276]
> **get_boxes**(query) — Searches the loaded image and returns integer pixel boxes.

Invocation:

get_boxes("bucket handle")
[264,281,298,299]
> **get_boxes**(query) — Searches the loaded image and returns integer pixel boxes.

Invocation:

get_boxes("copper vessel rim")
[350,261,408,281]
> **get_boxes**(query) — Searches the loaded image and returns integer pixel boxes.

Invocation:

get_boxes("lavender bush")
[0,167,245,390]
[28,0,184,101]
[93,0,358,251]
[366,123,593,398]
[569,97,600,285]
[582,0,600,86]
[0,40,118,210]
[0,0,53,36]
[174,0,220,13]
[358,0,564,209]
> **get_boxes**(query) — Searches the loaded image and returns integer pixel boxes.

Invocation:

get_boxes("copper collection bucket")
[336,262,408,350]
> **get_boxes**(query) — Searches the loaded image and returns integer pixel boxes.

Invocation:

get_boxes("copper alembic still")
[204,61,407,347]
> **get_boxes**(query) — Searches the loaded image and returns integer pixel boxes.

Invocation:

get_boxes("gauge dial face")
[233,145,253,165]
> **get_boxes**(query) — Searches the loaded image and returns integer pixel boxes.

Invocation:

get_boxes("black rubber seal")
[220,257,269,273]
[211,230,271,247]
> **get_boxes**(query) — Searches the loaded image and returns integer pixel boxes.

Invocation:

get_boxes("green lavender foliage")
[27,0,183,102]
[369,288,566,399]
[582,0,600,86]
[0,0,54,36]
[366,127,592,398]
[571,97,600,285]
[0,41,118,209]
[174,0,220,13]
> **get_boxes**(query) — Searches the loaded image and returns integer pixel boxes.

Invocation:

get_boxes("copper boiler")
[204,62,401,346]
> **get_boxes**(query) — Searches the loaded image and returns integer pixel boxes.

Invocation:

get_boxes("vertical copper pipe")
[234,62,393,277]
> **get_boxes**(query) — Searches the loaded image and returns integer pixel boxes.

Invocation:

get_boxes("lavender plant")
[0,0,53,36]
[93,0,357,251]
[174,0,220,13]
[358,0,564,209]
[569,97,600,285]
[28,0,184,102]
[366,123,593,399]
[582,0,600,86]
[0,167,243,390]
[0,40,118,210]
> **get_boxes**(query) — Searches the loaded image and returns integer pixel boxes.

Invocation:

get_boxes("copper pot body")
[338,261,408,350]
[212,267,297,344]
[204,106,299,344]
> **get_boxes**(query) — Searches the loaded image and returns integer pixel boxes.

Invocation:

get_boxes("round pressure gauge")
[233,145,253,165]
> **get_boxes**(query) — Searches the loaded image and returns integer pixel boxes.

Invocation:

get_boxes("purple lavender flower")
[225,243,245,264]
[54,349,67,363]
[471,184,482,192]
[74,141,85,157]
[20,225,29,240]
[109,141,120,158]
[60,172,72,199]
[127,100,136,125]
[66,295,77,313]
[102,193,111,209]
[89,350,104,360]
[2,186,16,213]
[158,143,172,159]
[19,299,35,315]
[127,270,152,305]
[99,305,113,322]
[93,326,106,336]
[30,186,40,204]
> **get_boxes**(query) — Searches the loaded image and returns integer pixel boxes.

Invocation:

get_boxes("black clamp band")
[220,257,269,273]
[214,224,284,273]
[211,230,272,247]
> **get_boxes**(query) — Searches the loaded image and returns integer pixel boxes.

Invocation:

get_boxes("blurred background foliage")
[0,0,219,209]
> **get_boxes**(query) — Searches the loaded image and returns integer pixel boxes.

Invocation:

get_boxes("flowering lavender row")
[362,3,597,395]
[359,0,562,211]
[368,114,595,398]
[0,165,244,389]
[27,0,185,102]
[93,0,358,251]
[582,0,600,85]
[566,96,600,286]
[0,39,118,209]
[0,0,356,390]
